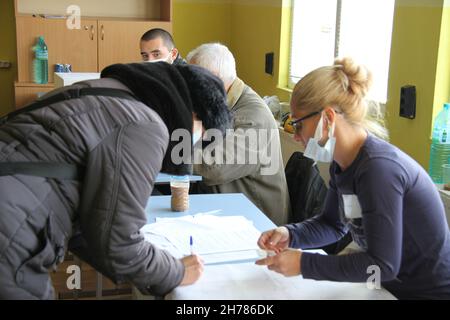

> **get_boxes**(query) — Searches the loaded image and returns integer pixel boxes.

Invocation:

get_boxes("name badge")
[342,194,362,219]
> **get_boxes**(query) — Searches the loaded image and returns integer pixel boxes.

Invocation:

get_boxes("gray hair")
[186,43,237,88]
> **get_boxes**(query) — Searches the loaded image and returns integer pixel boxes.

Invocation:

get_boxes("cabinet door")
[97,20,172,71]
[16,16,98,83]
[14,83,55,109]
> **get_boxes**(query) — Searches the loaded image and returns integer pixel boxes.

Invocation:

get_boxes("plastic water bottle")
[429,103,450,183]
[32,36,48,84]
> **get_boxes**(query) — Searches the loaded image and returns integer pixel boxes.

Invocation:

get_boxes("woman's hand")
[179,254,204,286]
[257,227,290,253]
[255,249,302,277]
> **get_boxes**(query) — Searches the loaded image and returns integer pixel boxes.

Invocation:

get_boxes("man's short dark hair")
[141,28,176,49]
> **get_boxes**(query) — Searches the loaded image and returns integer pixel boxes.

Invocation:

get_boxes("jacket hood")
[101,62,233,175]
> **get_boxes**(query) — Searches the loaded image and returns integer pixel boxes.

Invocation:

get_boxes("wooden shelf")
[15,0,171,21]
[15,81,55,88]
[14,82,55,109]
[16,14,171,23]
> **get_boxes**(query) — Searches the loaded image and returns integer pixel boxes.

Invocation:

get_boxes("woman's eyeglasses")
[290,111,321,134]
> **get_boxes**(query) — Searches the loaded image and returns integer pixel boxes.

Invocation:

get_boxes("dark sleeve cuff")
[285,223,301,248]
[300,252,319,280]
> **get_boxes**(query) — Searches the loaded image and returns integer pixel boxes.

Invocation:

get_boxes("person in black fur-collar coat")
[0,62,232,299]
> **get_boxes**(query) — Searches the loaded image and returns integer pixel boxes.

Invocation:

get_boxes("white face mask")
[192,130,202,145]
[145,54,173,64]
[303,113,336,163]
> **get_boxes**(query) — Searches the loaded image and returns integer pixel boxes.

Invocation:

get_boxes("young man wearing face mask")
[140,28,186,65]
[256,57,450,300]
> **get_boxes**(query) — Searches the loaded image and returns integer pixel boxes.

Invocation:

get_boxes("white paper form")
[141,214,263,264]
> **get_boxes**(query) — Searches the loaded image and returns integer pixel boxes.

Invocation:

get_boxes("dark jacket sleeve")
[75,118,184,296]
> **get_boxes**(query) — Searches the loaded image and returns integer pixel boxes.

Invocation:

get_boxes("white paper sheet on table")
[140,214,263,264]
[166,261,397,300]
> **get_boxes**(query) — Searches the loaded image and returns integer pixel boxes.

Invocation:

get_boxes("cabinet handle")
[90,25,94,41]
[101,25,104,41]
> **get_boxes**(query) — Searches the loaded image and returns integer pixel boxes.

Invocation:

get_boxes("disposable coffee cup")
[170,175,190,212]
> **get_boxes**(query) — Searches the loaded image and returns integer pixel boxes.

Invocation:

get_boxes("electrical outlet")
[399,85,416,119]
[0,61,12,69]
[265,53,274,75]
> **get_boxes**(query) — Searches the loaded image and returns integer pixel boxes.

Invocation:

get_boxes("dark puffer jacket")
[0,78,183,299]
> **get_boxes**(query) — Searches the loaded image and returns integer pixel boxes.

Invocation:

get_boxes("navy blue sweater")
[286,134,450,299]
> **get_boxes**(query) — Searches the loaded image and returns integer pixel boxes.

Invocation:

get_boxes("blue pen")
[190,236,194,255]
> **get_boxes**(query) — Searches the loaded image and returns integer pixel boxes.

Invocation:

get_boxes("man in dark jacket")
[0,62,232,299]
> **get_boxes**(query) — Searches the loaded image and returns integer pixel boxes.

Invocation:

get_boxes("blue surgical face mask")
[303,113,336,163]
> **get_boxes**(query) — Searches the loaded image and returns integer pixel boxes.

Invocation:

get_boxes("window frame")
[287,0,395,103]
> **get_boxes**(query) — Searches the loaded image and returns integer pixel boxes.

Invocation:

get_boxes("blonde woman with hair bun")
[256,58,450,299]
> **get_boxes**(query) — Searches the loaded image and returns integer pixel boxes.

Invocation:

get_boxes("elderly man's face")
[140,37,176,63]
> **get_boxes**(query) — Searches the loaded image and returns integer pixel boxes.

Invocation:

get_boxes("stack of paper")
[141,214,264,264]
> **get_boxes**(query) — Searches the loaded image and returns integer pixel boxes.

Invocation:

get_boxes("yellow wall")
[386,0,449,168]
[0,0,17,116]
[230,0,290,102]
[173,0,291,102]
[173,0,232,59]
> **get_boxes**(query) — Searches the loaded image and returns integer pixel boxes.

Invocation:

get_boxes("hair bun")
[334,57,372,97]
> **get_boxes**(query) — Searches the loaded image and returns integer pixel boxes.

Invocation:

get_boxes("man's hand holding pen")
[180,236,204,286]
